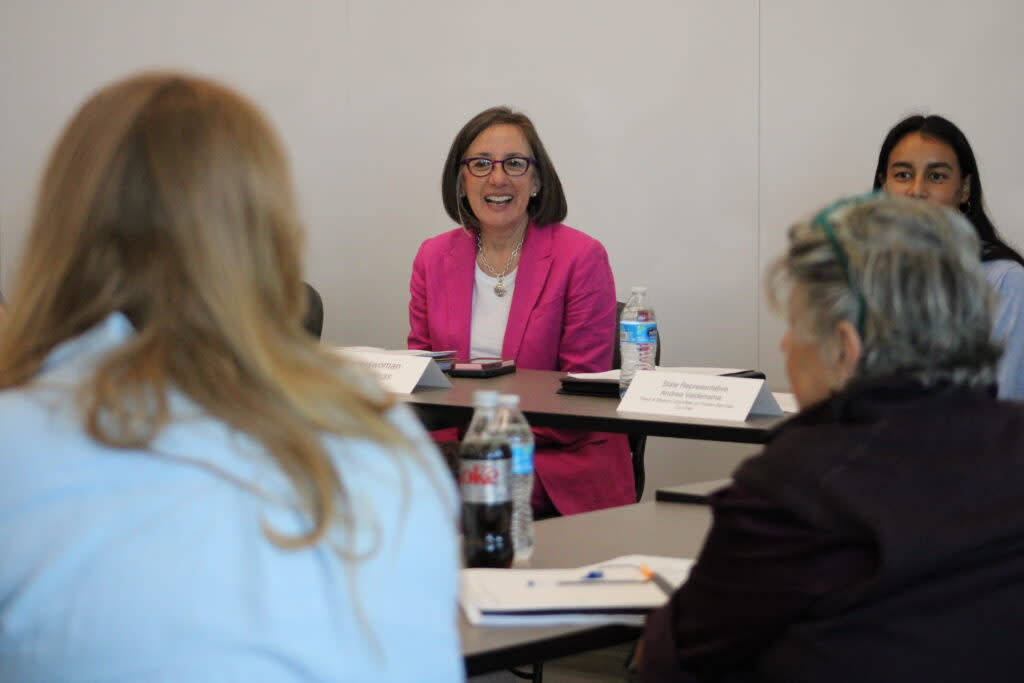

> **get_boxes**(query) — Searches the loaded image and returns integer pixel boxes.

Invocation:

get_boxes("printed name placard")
[336,349,451,394]
[617,371,782,421]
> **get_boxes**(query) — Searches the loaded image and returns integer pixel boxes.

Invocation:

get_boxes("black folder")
[558,369,766,398]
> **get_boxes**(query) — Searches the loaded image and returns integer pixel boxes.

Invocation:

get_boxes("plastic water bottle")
[459,391,513,568]
[619,286,658,397]
[496,394,535,563]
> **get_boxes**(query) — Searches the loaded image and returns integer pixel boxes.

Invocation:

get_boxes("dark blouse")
[641,377,1024,682]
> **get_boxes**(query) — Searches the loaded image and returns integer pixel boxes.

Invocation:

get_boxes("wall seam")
[755,0,763,374]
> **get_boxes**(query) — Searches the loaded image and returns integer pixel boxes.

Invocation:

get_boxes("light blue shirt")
[986,259,1024,400]
[0,314,463,681]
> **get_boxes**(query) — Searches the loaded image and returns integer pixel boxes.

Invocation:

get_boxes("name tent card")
[336,349,451,394]
[618,370,783,421]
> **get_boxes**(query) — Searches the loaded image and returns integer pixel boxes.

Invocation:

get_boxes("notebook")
[460,554,694,626]
[559,368,766,398]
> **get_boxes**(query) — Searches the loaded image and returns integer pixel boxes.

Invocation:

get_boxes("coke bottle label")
[460,459,511,503]
[620,320,658,343]
[511,443,534,475]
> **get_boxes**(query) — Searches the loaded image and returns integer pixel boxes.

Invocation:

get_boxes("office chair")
[614,301,661,501]
[303,282,324,339]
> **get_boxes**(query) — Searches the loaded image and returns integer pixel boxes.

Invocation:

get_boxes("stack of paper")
[460,554,694,626]
[567,368,752,380]
[562,368,798,414]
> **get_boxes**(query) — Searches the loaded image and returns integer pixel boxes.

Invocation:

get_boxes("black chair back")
[303,282,324,339]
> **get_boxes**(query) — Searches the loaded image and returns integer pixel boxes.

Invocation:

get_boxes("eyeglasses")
[810,194,877,337]
[461,156,537,177]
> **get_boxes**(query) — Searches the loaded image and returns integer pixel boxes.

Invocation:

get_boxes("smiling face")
[880,132,970,209]
[461,124,539,236]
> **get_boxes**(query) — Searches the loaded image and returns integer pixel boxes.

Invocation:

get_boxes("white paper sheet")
[460,554,694,626]
[567,367,746,381]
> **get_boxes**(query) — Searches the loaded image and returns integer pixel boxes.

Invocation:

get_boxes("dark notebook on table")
[558,369,766,398]
[655,478,733,504]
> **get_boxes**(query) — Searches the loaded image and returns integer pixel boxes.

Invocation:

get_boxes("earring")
[530,191,538,198]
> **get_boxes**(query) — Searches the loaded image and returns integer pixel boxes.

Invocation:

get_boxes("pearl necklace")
[477,235,523,297]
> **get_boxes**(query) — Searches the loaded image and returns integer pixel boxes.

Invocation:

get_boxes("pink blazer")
[409,222,634,514]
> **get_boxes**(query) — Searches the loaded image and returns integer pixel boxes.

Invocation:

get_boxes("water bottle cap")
[472,390,499,407]
[498,394,521,407]
[631,285,647,294]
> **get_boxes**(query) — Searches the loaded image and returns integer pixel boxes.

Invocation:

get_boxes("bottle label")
[510,443,534,475]
[460,458,511,503]
[620,320,658,343]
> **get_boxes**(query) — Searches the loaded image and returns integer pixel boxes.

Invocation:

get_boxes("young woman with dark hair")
[873,114,1024,399]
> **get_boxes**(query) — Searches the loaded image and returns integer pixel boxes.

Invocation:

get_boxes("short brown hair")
[441,106,567,229]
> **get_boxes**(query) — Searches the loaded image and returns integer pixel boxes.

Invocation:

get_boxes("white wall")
[2,1,1022,486]
[757,0,1024,383]
[1,0,760,364]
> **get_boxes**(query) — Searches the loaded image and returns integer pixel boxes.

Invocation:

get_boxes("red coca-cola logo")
[460,462,499,486]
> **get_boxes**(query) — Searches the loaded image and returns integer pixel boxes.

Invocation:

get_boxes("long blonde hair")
[0,72,411,549]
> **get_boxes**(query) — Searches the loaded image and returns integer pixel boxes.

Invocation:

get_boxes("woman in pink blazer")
[408,106,634,516]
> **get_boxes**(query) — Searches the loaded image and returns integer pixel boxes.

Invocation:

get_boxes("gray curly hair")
[766,194,1001,391]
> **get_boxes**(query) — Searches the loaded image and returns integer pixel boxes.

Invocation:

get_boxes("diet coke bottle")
[459,390,513,568]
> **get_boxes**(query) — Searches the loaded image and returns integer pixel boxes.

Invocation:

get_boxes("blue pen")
[555,564,675,595]
[557,569,650,586]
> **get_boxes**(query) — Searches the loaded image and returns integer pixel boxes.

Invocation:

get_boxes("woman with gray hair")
[634,194,1024,682]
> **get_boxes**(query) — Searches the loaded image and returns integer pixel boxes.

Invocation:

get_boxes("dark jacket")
[642,377,1024,682]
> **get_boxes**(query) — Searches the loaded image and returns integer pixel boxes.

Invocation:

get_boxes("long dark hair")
[872,114,1024,266]
[441,106,567,230]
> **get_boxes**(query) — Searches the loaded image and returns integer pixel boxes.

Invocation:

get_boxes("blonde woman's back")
[0,72,461,681]
[0,314,461,681]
